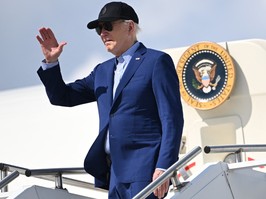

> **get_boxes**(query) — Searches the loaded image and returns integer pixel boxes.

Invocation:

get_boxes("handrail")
[0,163,107,194]
[0,163,27,192]
[25,167,87,189]
[0,171,19,190]
[204,144,266,154]
[133,146,202,199]
[25,167,85,176]
[0,163,28,175]
[204,144,266,163]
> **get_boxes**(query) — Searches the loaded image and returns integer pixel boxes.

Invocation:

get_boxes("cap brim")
[87,17,121,29]
[87,20,99,29]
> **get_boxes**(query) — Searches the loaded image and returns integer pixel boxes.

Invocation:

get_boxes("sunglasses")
[95,20,125,35]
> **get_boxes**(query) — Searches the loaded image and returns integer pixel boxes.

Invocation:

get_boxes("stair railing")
[0,163,107,194]
[204,144,266,163]
[0,170,19,192]
[133,146,202,199]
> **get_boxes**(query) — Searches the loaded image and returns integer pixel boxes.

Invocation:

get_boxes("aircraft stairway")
[0,163,107,199]
[0,185,92,199]
[167,160,266,199]
[2,145,266,199]
[134,145,266,199]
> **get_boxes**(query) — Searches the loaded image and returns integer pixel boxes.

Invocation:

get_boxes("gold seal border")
[176,41,235,110]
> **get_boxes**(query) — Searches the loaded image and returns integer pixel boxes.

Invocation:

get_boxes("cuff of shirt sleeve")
[41,59,59,70]
[156,168,166,172]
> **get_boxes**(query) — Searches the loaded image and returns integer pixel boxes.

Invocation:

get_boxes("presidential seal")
[176,42,235,110]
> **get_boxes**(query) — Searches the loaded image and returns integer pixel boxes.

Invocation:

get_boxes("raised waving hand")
[36,27,67,63]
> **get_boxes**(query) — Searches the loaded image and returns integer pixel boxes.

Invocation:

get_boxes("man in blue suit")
[36,2,183,198]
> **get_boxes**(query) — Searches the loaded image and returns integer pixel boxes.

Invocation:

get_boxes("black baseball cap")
[87,2,139,29]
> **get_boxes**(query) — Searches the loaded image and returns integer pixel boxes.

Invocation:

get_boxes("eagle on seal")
[192,60,220,93]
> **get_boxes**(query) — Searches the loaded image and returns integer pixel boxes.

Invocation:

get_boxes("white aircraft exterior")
[1,38,266,198]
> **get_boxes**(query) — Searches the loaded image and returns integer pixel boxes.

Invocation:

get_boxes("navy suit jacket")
[37,43,184,189]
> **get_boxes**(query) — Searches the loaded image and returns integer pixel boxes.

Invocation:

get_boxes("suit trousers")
[108,165,157,199]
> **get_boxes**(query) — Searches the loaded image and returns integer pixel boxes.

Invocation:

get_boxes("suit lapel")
[106,59,116,106]
[113,44,147,104]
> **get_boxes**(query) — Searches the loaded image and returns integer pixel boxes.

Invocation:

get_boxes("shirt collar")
[117,42,140,64]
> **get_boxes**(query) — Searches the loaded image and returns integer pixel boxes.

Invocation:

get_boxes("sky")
[1,0,266,91]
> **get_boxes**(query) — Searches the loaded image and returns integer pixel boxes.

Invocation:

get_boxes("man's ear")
[128,21,134,32]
